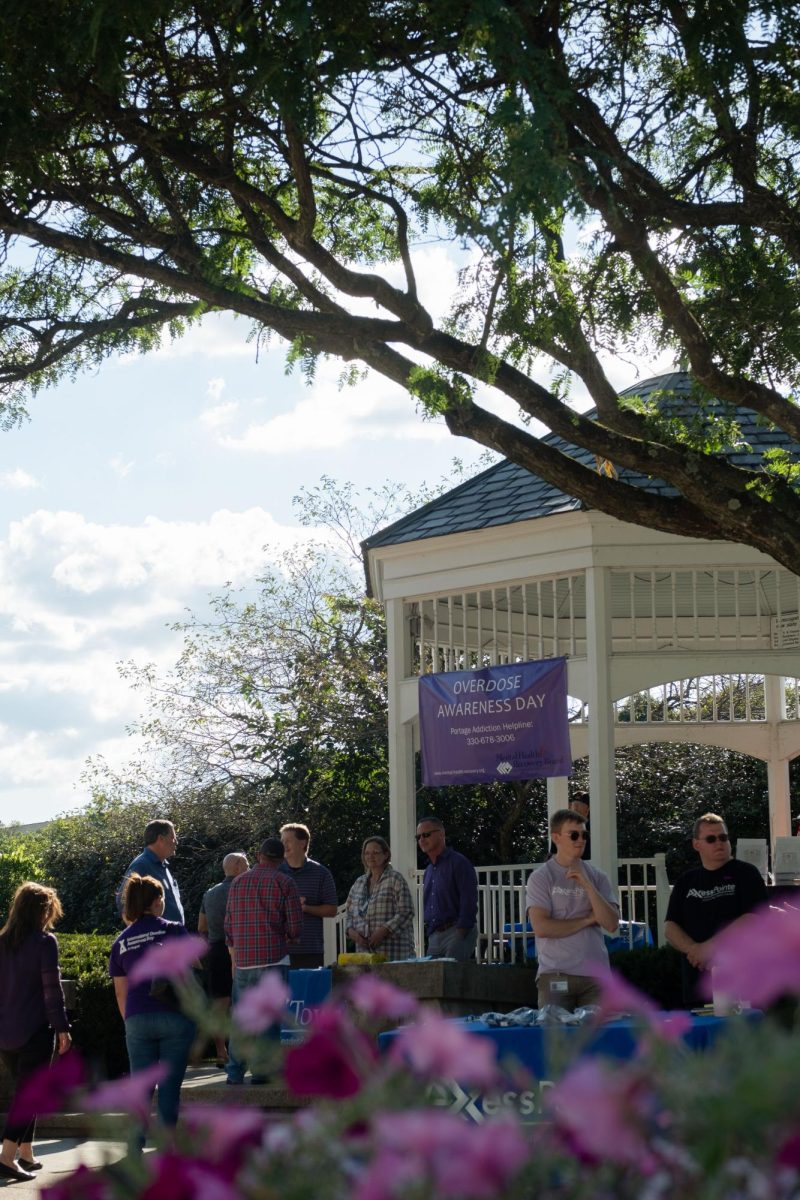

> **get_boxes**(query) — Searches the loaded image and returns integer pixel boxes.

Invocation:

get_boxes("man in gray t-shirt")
[526,808,619,1011]
[198,851,249,1066]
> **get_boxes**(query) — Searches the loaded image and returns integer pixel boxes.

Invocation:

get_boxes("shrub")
[609,945,683,1010]
[58,933,128,1078]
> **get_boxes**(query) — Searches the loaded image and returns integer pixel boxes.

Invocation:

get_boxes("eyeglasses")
[699,833,729,844]
[564,830,588,842]
[416,831,437,840]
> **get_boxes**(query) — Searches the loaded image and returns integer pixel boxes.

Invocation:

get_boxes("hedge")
[57,933,129,1080]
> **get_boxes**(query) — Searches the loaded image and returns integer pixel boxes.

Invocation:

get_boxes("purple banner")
[419,658,571,787]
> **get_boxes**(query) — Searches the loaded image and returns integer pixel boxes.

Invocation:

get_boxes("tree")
[0,826,45,923]
[1,2,800,567]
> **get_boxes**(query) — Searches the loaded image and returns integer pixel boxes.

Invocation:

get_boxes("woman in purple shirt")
[0,882,71,1182]
[109,874,196,1135]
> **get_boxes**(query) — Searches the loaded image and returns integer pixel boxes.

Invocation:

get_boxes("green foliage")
[0,829,45,923]
[57,933,127,1078]
[1,2,800,567]
[572,742,771,880]
[610,945,683,1010]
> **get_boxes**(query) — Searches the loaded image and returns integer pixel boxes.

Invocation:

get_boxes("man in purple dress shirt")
[416,817,478,962]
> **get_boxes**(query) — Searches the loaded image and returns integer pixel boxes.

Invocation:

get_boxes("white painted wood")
[585,565,618,883]
[386,598,417,885]
[370,478,800,881]
[766,674,792,846]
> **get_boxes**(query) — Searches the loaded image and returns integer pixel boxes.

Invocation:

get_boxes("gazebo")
[361,371,800,949]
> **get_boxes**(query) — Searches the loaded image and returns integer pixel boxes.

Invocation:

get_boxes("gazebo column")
[547,777,569,831]
[584,565,618,883]
[765,674,791,848]
[386,598,417,882]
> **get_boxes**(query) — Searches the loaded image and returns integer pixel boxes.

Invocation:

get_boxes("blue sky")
[0,243,667,826]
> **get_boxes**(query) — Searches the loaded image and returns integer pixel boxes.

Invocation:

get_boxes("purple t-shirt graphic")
[109,915,190,1018]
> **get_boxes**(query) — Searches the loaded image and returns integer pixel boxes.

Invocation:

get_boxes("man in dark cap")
[223,837,302,1085]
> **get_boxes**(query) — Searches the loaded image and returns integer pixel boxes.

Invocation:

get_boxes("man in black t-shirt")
[665,812,767,1005]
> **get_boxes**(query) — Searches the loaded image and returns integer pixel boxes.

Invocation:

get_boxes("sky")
[0,244,667,826]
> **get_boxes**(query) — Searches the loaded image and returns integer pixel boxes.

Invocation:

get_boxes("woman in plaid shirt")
[345,837,416,959]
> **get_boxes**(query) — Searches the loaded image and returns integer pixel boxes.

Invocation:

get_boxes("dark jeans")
[125,1010,196,1127]
[0,1024,55,1145]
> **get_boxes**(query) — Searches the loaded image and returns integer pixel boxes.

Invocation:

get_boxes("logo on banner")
[419,658,570,787]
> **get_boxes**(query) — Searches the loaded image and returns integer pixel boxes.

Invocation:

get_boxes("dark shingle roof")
[363,371,800,551]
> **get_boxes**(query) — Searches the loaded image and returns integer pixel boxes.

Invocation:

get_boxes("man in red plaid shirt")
[224,836,302,1085]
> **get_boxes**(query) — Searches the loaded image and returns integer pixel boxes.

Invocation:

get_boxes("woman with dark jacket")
[0,882,71,1181]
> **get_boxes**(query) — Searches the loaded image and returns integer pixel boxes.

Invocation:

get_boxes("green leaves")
[1,1,800,565]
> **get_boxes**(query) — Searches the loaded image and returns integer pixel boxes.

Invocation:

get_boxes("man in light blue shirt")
[117,819,184,924]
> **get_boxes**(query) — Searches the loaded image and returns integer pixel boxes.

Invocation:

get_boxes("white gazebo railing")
[325,854,670,965]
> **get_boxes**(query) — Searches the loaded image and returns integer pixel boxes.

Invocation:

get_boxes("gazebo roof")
[363,371,799,551]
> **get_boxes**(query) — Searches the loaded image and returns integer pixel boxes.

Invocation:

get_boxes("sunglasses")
[699,833,729,844]
[416,831,436,840]
[563,830,588,842]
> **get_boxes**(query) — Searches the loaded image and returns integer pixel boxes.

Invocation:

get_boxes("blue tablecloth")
[281,968,332,1039]
[380,1011,744,1079]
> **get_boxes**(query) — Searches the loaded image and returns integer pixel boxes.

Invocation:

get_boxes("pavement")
[0,1064,305,1191]
[0,1139,129,1192]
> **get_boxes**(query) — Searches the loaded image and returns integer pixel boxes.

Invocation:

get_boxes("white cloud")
[200,401,240,430]
[1,468,42,491]
[0,504,331,824]
[218,360,449,455]
[109,453,135,478]
[0,506,323,646]
[206,377,226,402]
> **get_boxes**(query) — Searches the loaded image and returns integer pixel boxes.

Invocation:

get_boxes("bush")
[610,945,683,1009]
[58,933,128,1079]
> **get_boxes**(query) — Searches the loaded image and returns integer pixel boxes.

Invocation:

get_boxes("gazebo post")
[585,565,619,883]
[766,673,792,850]
[546,776,569,830]
[386,598,417,883]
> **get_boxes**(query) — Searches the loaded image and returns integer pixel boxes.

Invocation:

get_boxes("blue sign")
[419,658,571,786]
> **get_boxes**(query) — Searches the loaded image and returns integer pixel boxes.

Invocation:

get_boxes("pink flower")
[82,1063,167,1123]
[355,1111,530,1200]
[348,975,419,1022]
[128,934,207,985]
[180,1106,266,1167]
[41,1164,111,1200]
[390,1011,501,1088]
[547,1058,658,1171]
[777,1132,800,1169]
[233,970,290,1033]
[138,1154,240,1200]
[11,1048,86,1124]
[355,1149,423,1200]
[585,964,693,1042]
[709,903,800,1007]
[284,1007,377,1098]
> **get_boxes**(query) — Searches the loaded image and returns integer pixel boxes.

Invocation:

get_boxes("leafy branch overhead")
[2,1,800,567]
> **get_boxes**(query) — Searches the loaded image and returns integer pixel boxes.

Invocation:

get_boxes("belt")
[432,921,455,932]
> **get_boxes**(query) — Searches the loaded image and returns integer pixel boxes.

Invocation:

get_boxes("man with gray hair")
[198,852,250,1066]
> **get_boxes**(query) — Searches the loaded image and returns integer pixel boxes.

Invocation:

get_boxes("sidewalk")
[0,1065,305,1190]
[0,1139,128,1192]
